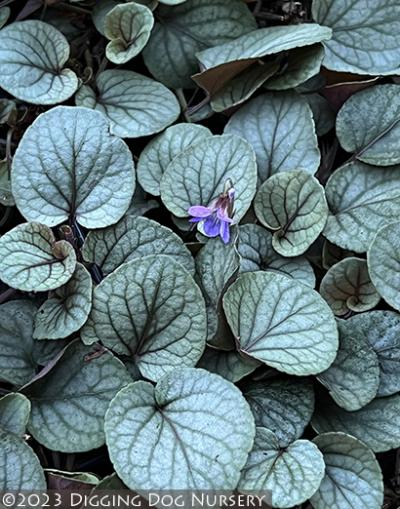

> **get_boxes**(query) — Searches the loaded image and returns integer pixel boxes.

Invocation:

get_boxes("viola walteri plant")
[0,0,400,508]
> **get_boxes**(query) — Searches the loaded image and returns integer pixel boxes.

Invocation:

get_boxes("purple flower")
[188,185,235,244]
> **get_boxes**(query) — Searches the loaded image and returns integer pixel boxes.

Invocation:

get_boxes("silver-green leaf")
[225,93,320,183]
[239,427,325,509]
[33,263,92,340]
[312,0,400,75]
[317,320,380,411]
[310,432,383,509]
[254,170,328,256]
[12,106,135,228]
[320,257,380,316]
[22,340,132,453]
[244,378,315,448]
[137,123,212,196]
[104,2,154,64]
[0,20,78,104]
[223,272,338,375]
[323,161,400,252]
[82,216,194,276]
[238,224,316,287]
[160,134,257,222]
[312,394,400,453]
[0,393,31,436]
[81,255,206,382]
[76,70,180,139]
[368,222,400,311]
[0,222,76,292]
[336,85,400,166]
[105,368,255,489]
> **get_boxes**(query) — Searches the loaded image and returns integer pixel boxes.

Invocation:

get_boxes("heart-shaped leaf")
[76,70,180,139]
[265,45,325,91]
[320,257,380,316]
[0,222,76,292]
[82,216,194,276]
[238,224,315,287]
[105,368,255,489]
[368,222,400,311]
[312,394,400,453]
[161,134,257,222]
[346,311,400,397]
[22,340,132,453]
[254,170,328,256]
[223,272,338,375]
[195,237,239,349]
[92,0,158,36]
[0,20,78,104]
[194,24,331,94]
[323,161,400,252]
[336,85,400,166]
[0,431,46,489]
[310,432,383,509]
[317,320,380,411]
[33,263,92,340]
[142,0,256,89]
[225,93,320,183]
[12,106,135,229]
[238,427,325,509]
[312,0,400,74]
[0,394,31,436]
[81,255,206,382]
[0,301,68,387]
[104,2,154,64]
[197,348,259,383]
[243,378,315,448]
[138,123,212,196]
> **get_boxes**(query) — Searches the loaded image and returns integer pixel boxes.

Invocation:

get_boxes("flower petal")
[203,214,220,237]
[220,220,230,244]
[188,205,212,218]
[217,208,233,223]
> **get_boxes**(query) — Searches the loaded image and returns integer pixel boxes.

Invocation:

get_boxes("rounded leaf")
[310,433,383,509]
[312,394,400,453]
[137,123,212,196]
[254,170,328,256]
[0,431,46,490]
[104,3,154,64]
[0,300,68,387]
[368,222,400,311]
[347,311,400,397]
[238,224,315,287]
[33,263,93,340]
[76,70,179,139]
[0,222,76,292]
[223,272,338,375]
[320,257,380,316]
[225,93,320,183]
[22,340,132,453]
[239,428,325,509]
[105,368,255,490]
[317,320,380,411]
[244,378,315,448]
[12,106,135,229]
[81,255,206,382]
[312,0,400,74]
[82,216,194,276]
[0,393,31,436]
[0,20,78,104]
[160,134,257,222]
[323,161,400,252]
[142,0,256,89]
[336,85,400,166]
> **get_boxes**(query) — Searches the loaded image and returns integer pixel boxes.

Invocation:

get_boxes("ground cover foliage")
[0,0,400,508]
